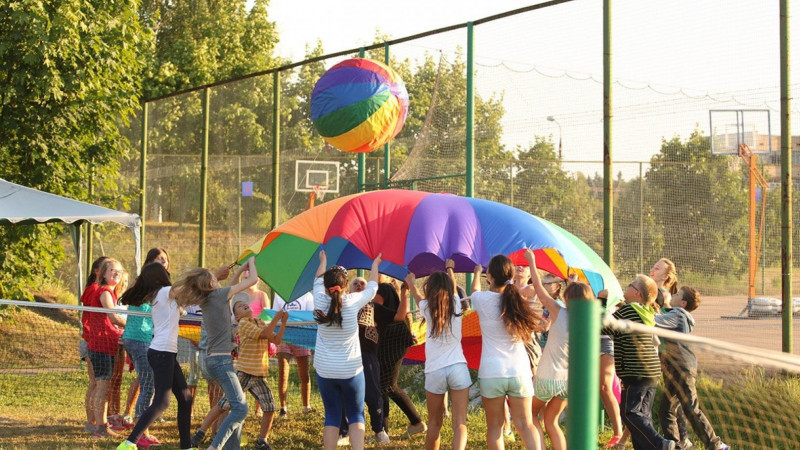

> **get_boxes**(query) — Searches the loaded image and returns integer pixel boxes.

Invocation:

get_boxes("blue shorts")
[88,350,115,381]
[425,363,472,394]
[317,372,365,427]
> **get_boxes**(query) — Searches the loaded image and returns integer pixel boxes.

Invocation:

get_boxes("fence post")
[603,0,614,269]
[358,47,366,193]
[139,101,148,258]
[779,0,792,353]
[567,297,600,449]
[639,162,643,273]
[465,21,475,293]
[199,87,210,267]
[384,43,391,189]
[272,70,281,229]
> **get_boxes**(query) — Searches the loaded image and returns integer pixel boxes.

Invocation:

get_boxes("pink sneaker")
[144,435,162,446]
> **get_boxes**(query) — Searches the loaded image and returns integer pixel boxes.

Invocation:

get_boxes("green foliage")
[139,0,280,99]
[645,130,748,277]
[515,138,603,252]
[0,0,147,299]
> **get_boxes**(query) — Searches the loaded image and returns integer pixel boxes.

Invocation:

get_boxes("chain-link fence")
[79,0,800,353]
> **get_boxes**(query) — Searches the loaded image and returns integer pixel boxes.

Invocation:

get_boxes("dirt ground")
[691,295,800,354]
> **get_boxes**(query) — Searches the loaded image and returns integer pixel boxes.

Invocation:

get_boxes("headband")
[330,265,348,276]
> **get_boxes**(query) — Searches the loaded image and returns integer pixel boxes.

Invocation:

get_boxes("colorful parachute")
[238,189,623,303]
[310,58,409,153]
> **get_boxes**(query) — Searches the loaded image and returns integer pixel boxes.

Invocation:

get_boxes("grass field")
[4,296,800,448]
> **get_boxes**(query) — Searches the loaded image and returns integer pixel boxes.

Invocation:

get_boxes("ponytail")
[500,283,543,342]
[488,254,543,342]
[315,266,348,327]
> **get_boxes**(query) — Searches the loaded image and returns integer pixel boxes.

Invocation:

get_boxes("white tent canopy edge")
[0,178,142,299]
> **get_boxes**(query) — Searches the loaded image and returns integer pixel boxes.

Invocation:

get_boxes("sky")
[267,0,542,62]
[260,0,797,177]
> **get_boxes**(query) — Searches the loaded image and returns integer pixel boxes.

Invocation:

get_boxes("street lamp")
[547,115,562,160]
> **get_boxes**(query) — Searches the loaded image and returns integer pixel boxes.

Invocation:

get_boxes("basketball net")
[308,185,327,209]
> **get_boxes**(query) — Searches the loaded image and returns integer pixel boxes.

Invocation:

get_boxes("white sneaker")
[376,430,390,444]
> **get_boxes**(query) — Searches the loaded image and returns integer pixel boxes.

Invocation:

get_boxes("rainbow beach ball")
[310,58,409,153]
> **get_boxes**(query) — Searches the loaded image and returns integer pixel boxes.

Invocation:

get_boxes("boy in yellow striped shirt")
[191,295,288,450]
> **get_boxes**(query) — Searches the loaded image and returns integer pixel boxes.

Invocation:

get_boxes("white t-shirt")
[273,292,314,312]
[312,277,378,379]
[471,290,533,379]
[149,286,181,353]
[537,309,569,381]
[419,298,466,373]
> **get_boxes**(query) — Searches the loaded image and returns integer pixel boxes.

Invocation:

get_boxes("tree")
[645,130,748,278]
[0,0,148,299]
[136,0,283,232]
[514,137,603,252]
[139,0,279,99]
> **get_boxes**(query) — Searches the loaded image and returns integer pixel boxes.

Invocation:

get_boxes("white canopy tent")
[0,178,142,297]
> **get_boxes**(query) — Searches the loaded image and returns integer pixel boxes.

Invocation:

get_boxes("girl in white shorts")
[406,259,471,450]
[527,250,596,450]
[469,253,545,450]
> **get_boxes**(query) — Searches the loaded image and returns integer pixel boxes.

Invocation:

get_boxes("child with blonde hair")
[84,258,127,438]
[171,257,259,450]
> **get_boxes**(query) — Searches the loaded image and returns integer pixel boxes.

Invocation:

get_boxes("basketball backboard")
[709,109,772,155]
[294,160,340,193]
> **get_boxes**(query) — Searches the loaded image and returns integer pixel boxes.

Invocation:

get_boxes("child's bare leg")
[93,379,111,427]
[124,378,140,418]
[187,385,196,417]
[259,410,275,440]
[198,404,225,432]
[297,355,311,408]
[450,388,470,450]
[107,346,125,417]
[278,354,291,409]
[542,398,568,450]
[85,358,97,427]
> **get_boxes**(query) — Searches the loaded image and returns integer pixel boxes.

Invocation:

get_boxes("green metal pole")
[272,71,281,229]
[358,48,366,193]
[384,43,391,189]
[199,88,210,268]
[639,162,643,273]
[466,22,475,293]
[238,156,242,256]
[603,0,614,269]
[86,162,94,275]
[780,0,792,353]
[139,102,148,258]
[466,22,475,199]
[567,298,600,449]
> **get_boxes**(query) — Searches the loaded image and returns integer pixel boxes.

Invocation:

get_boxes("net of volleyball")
[4,297,800,449]
[0,299,326,418]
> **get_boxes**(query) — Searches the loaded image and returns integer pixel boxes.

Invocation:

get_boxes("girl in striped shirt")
[313,250,382,450]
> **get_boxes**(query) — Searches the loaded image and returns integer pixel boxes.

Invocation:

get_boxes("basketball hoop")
[312,185,327,201]
[308,184,328,209]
